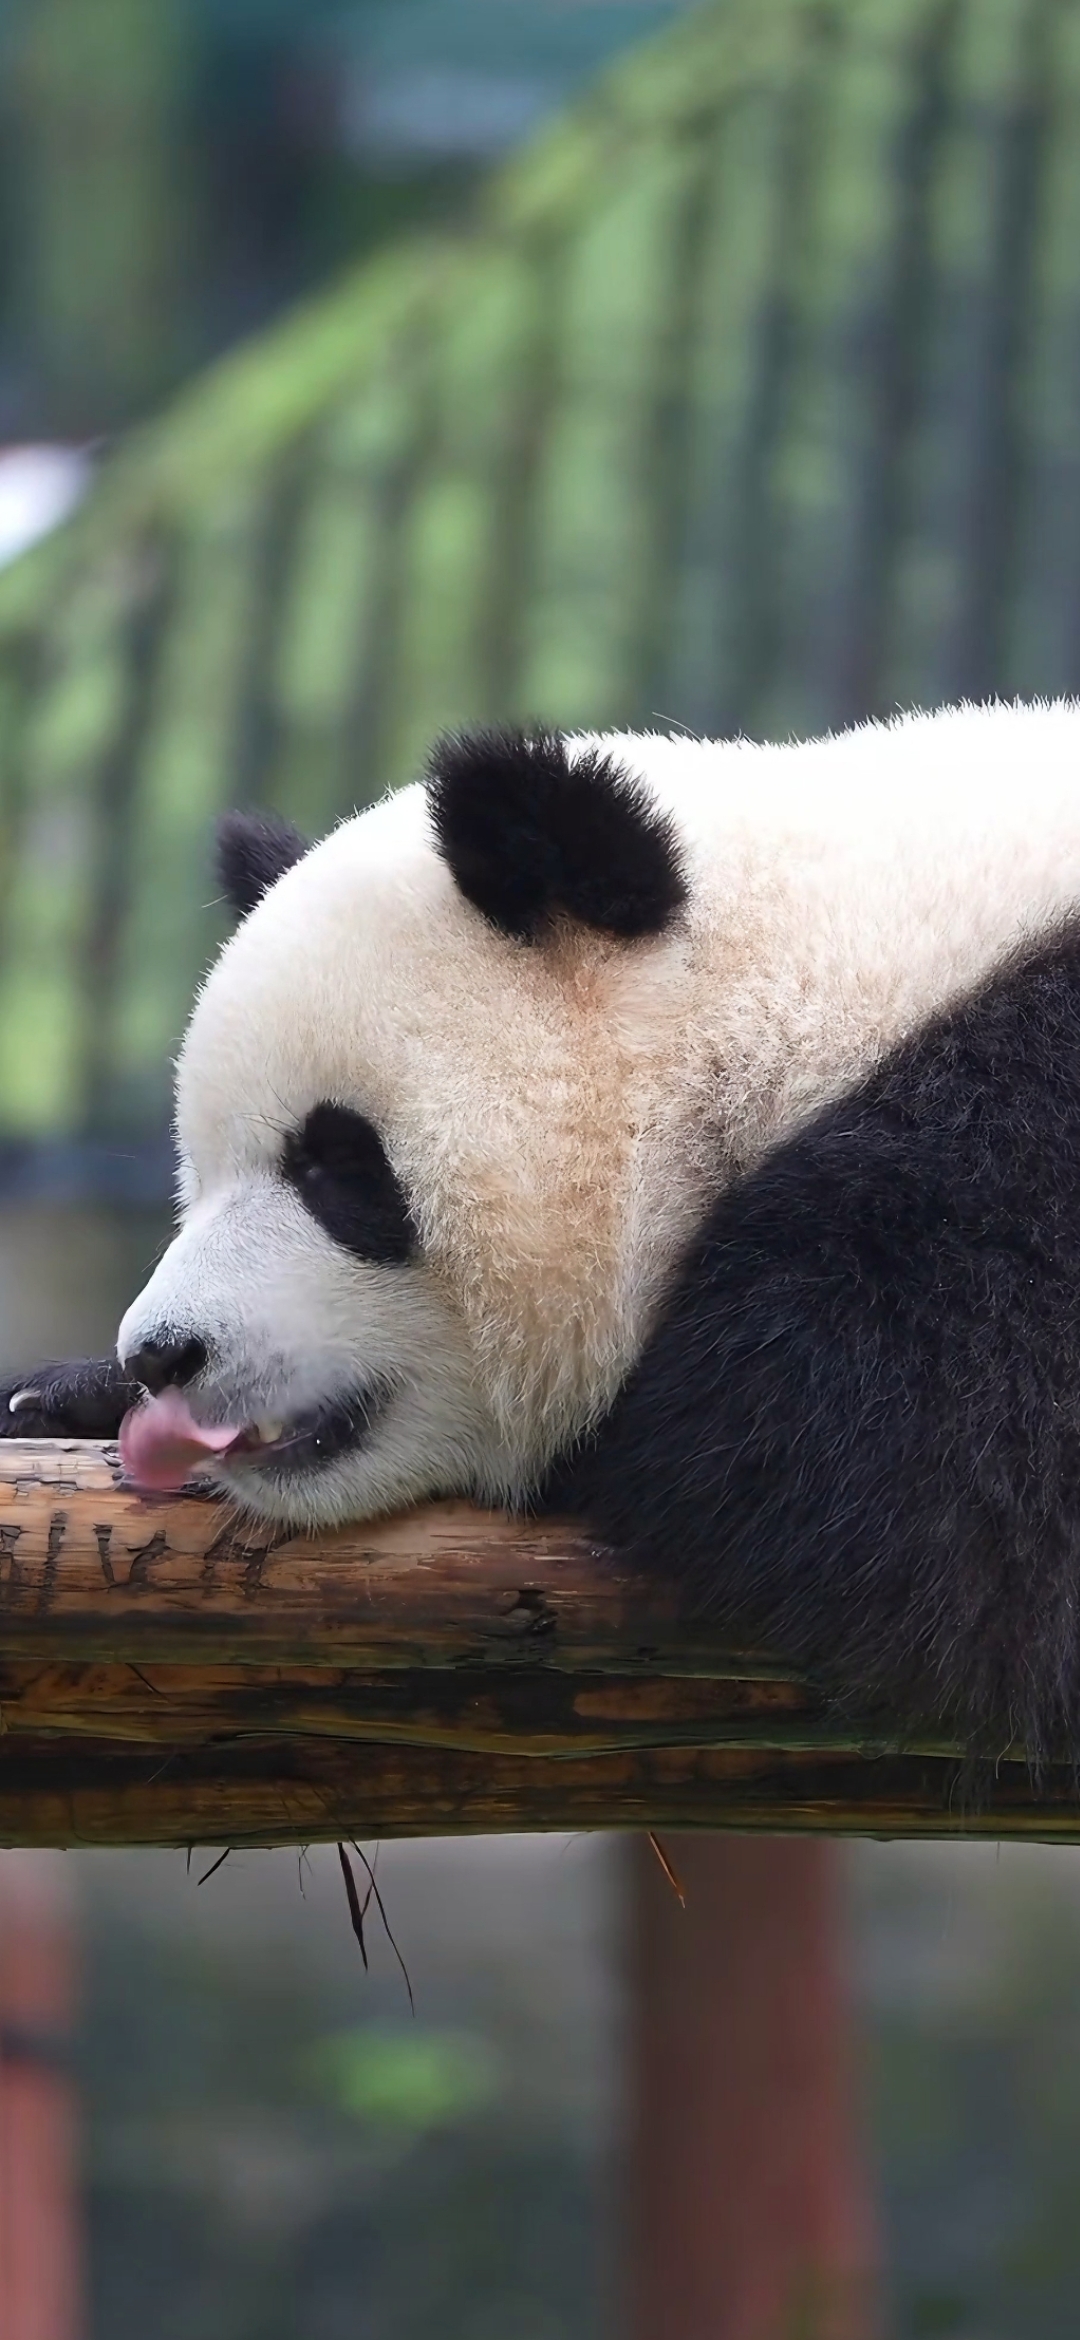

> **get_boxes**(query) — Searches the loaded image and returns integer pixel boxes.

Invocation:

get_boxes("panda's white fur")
[115,698,1080,1534]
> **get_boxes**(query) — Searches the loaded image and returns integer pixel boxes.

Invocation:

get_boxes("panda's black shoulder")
[550,923,1080,1762]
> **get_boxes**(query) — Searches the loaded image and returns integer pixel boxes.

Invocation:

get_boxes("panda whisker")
[266,1079,298,1127]
[647,708,703,742]
[238,1106,290,1140]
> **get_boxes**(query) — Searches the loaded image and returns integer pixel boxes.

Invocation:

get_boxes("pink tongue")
[119,1388,244,1493]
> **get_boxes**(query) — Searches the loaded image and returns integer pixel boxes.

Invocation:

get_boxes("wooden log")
[0,1439,1071,1850]
[0,1442,745,1673]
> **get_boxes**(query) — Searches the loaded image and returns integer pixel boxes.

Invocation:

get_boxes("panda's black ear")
[216,811,309,918]
[426,726,687,943]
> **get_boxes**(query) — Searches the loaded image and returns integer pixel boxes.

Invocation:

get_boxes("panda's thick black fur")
[217,809,308,916]
[1,1355,139,1439]
[547,920,1080,1762]
[427,726,687,940]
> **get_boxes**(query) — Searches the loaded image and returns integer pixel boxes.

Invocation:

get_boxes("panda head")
[116,727,690,1528]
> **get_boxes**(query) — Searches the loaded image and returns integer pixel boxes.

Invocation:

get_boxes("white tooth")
[255,1419,285,1444]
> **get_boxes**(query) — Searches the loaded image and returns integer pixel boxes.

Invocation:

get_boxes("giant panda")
[7,704,1080,1761]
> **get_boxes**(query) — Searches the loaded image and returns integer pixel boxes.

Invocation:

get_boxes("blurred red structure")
[629,1838,877,2340]
[0,1854,82,2340]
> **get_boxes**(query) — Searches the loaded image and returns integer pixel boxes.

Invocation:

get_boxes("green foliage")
[3,0,1080,1153]
[5,0,196,428]
[304,2024,499,2133]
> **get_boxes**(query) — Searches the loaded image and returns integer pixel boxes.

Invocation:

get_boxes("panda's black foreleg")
[0,1357,138,1440]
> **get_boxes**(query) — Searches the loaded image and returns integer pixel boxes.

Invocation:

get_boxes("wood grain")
[0,1440,1070,1849]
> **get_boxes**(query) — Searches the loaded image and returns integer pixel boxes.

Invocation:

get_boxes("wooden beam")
[0,1440,1068,1849]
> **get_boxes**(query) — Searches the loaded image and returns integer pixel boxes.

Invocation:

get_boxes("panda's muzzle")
[118,1380,393,1495]
[230,1384,391,1476]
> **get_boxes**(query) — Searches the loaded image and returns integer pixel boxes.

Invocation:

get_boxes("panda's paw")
[0,1357,138,1441]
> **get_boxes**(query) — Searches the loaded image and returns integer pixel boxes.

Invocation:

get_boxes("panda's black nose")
[126,1335,208,1395]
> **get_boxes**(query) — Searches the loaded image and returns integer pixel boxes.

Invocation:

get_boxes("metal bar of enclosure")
[0,1440,1073,1849]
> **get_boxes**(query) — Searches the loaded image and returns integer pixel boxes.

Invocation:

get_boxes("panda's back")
[586,700,1080,1186]
[554,754,1080,1761]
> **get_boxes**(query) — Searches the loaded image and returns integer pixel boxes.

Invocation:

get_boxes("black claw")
[0,1358,135,1440]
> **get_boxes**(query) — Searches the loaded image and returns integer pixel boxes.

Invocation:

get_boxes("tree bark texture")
[0,1440,1074,1849]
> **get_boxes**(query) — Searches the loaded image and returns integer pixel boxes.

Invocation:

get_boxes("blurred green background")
[5,0,1080,1228]
[5,2,1080,2334]
[65,1834,1080,2340]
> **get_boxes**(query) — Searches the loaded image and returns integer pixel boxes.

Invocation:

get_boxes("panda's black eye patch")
[282,1104,415,1266]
